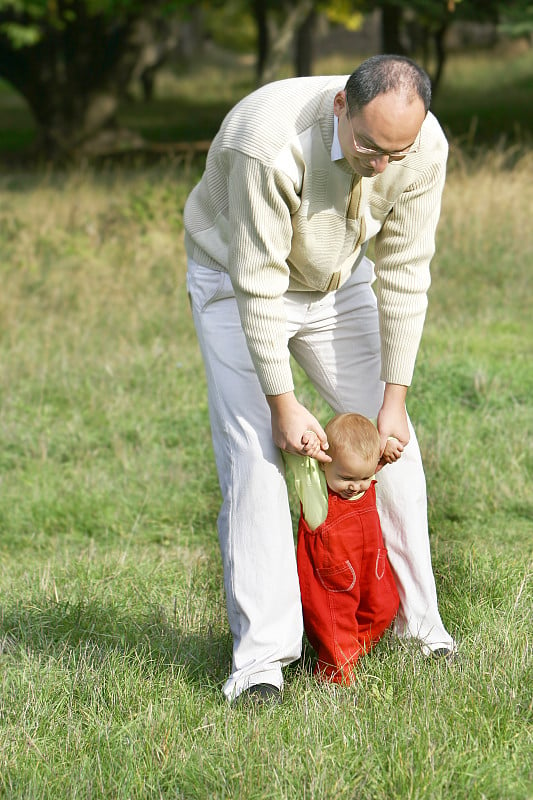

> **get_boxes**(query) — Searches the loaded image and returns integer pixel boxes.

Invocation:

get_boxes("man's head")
[333,54,431,178]
[321,413,381,499]
[345,54,432,115]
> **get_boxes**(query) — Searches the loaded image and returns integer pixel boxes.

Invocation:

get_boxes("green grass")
[431,47,533,149]
[0,153,531,800]
[0,63,532,798]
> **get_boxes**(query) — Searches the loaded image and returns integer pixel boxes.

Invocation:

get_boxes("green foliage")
[499,2,533,37]
[0,19,38,44]
[320,0,364,31]
[200,0,256,52]
[0,0,191,46]
[0,0,190,15]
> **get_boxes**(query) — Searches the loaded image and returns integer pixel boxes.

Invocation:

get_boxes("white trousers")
[186,258,455,700]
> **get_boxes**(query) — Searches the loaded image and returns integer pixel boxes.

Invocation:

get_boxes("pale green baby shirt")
[283,452,370,531]
[283,452,329,530]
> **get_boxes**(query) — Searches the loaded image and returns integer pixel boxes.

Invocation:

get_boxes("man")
[184,54,456,704]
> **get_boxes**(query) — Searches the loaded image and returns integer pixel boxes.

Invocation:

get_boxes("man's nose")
[369,154,390,173]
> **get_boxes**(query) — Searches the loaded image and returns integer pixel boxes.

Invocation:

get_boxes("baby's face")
[322,450,377,499]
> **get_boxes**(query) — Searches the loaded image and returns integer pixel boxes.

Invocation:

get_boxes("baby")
[284,413,401,684]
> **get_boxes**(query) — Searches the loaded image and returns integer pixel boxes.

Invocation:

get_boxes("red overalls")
[297,481,399,684]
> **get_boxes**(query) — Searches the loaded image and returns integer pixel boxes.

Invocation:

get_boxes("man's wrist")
[266,391,297,413]
[382,382,408,408]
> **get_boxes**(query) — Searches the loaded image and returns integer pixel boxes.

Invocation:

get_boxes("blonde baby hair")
[324,413,380,465]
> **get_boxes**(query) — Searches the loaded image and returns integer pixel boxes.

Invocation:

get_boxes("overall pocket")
[316,560,356,593]
[375,548,388,580]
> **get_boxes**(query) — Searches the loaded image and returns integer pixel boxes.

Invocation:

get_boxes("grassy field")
[0,51,532,800]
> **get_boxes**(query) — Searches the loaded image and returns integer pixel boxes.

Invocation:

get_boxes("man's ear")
[333,90,347,119]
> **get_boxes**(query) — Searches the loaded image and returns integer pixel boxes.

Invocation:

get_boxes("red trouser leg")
[298,525,364,683]
[297,493,399,685]
[356,545,399,653]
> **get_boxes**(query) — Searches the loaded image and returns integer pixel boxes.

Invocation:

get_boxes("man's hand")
[266,391,332,463]
[376,383,410,471]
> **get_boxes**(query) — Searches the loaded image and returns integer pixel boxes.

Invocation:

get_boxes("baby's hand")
[378,436,403,467]
[300,429,327,460]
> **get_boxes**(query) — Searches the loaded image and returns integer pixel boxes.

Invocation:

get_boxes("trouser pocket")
[186,260,234,312]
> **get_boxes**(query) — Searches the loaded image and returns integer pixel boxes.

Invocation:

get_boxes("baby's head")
[321,413,380,499]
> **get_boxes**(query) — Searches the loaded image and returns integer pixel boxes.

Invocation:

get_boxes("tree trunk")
[252,0,270,84]
[0,10,158,158]
[381,3,405,54]
[258,0,315,87]
[294,8,316,77]
[430,24,449,97]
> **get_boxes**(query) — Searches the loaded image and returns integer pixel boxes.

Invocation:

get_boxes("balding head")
[345,54,432,114]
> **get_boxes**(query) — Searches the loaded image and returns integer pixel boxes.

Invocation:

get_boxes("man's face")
[333,90,426,178]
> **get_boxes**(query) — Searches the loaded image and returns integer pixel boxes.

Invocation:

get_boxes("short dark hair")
[345,54,432,114]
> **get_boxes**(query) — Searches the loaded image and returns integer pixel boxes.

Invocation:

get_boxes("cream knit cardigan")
[184,75,448,396]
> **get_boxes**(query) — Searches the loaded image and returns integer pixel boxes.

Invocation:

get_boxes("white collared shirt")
[331,115,343,162]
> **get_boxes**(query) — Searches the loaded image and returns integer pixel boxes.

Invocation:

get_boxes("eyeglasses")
[346,109,420,161]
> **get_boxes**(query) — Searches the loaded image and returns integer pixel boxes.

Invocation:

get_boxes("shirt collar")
[331,115,344,161]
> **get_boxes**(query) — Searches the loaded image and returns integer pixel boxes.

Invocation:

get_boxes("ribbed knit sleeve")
[373,147,447,386]
[227,153,302,395]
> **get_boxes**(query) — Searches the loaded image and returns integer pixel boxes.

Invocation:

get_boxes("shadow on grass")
[0,596,233,694]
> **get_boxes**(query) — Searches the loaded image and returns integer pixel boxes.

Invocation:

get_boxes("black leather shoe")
[235,683,282,707]
[429,646,457,662]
